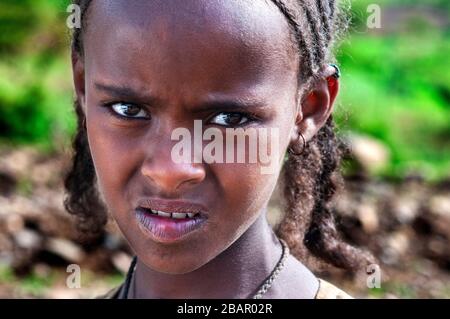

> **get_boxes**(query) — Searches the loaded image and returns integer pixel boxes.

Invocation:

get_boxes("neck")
[130,211,283,298]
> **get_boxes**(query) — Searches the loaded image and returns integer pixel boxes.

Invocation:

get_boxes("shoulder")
[315,278,353,299]
[267,255,319,299]
[266,256,353,299]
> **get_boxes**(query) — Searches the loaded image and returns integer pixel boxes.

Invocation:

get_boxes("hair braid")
[63,99,107,236]
[71,0,91,55]
[270,0,374,270]
[65,0,108,237]
[317,0,332,44]
[297,0,326,67]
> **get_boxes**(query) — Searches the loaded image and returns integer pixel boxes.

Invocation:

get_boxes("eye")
[209,112,252,127]
[109,102,150,119]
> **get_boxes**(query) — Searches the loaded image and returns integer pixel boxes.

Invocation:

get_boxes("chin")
[141,254,208,275]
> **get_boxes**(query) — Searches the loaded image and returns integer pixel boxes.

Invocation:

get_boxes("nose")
[140,144,206,196]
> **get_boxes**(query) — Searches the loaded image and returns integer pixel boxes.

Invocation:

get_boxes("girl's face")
[74,0,307,274]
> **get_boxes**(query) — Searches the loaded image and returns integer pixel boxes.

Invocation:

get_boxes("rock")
[45,238,85,264]
[29,157,65,188]
[0,195,41,218]
[13,229,42,250]
[0,148,39,180]
[392,197,420,224]
[429,195,450,219]
[356,202,379,234]
[334,190,355,217]
[5,214,24,233]
[111,252,132,274]
[380,230,410,265]
[345,133,390,173]
[427,238,448,258]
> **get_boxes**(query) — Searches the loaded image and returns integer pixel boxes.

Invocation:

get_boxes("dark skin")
[72,0,339,298]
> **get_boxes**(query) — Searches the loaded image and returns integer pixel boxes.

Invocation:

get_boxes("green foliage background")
[0,0,448,180]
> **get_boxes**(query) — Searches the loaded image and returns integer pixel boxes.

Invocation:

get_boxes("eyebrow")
[94,82,164,105]
[94,82,268,111]
[191,99,268,114]
[190,90,270,113]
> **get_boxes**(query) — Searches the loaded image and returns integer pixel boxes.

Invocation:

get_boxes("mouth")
[134,198,208,243]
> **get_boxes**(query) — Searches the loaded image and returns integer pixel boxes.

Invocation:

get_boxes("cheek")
[211,161,280,227]
[207,122,291,235]
[86,119,141,211]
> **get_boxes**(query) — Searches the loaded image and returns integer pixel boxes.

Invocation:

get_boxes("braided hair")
[65,0,373,271]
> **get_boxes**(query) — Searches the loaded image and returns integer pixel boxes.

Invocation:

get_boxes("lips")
[134,198,208,243]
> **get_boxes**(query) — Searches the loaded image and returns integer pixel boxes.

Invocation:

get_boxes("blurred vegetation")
[335,0,450,181]
[0,0,449,180]
[0,0,75,152]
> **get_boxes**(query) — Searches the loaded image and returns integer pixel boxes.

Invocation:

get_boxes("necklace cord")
[252,238,290,299]
[123,255,137,299]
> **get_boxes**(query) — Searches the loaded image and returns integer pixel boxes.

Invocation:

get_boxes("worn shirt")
[98,278,352,299]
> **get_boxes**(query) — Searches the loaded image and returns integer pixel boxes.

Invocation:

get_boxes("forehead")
[83,0,298,99]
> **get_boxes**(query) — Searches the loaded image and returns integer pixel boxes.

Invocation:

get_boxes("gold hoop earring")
[288,133,306,156]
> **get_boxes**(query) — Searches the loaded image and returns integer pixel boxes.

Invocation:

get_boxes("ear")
[72,50,87,115]
[290,65,339,144]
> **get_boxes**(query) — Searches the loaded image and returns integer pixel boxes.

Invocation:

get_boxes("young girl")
[65,0,372,299]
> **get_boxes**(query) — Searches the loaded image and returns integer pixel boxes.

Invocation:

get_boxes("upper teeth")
[157,211,171,217]
[150,210,196,219]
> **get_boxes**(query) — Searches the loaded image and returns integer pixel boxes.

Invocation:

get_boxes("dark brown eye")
[110,102,149,119]
[210,112,250,126]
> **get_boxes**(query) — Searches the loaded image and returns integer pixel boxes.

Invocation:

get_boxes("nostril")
[140,158,206,194]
